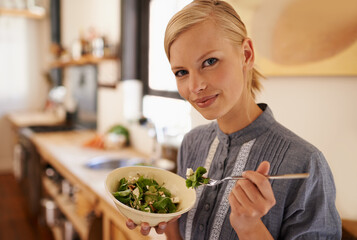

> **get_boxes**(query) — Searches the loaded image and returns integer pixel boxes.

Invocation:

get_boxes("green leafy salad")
[186,167,210,189]
[112,175,179,213]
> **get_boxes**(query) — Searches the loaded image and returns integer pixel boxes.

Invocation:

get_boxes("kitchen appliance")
[65,65,98,129]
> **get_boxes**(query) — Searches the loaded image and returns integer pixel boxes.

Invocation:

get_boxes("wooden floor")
[0,173,54,240]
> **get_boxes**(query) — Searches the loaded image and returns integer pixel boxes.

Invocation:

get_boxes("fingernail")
[242,171,247,177]
[159,224,166,230]
[142,225,149,231]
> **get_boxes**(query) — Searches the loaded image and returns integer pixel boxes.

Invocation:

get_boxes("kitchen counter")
[6,110,64,129]
[30,130,166,240]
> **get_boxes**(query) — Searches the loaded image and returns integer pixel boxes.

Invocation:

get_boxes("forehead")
[169,20,231,61]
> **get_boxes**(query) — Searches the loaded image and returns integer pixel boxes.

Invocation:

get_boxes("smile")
[194,94,218,108]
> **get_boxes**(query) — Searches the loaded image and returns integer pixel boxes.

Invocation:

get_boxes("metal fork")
[206,173,310,187]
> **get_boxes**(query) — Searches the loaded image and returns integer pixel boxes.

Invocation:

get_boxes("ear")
[242,38,255,70]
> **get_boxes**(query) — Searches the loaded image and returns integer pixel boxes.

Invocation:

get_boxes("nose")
[189,72,207,94]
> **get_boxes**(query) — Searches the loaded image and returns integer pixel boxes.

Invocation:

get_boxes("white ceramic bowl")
[105,166,196,226]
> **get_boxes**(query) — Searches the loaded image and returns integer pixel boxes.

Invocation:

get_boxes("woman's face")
[169,20,254,121]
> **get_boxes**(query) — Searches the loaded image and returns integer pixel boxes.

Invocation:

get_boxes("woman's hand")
[228,161,275,239]
[126,216,181,237]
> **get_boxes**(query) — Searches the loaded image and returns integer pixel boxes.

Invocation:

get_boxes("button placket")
[199,224,204,231]
[204,203,210,211]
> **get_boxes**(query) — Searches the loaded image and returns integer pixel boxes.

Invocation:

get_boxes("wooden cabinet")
[99,199,151,240]
[24,130,165,240]
[38,146,153,239]
[41,174,150,240]
[42,177,92,239]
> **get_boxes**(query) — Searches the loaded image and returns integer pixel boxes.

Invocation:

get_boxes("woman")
[127,0,341,239]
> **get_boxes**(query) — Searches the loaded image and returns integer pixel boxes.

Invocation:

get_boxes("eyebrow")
[196,49,218,64]
[171,49,219,71]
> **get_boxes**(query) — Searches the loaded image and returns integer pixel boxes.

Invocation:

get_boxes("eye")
[174,69,188,77]
[202,58,218,67]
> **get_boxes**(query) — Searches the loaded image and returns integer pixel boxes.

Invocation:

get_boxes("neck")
[217,100,262,134]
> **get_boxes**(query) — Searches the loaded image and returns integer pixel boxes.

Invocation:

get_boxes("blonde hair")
[164,0,263,99]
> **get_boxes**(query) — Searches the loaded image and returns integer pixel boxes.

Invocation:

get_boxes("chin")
[197,110,220,121]
[203,115,217,121]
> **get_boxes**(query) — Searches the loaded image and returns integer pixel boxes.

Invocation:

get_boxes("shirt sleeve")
[280,151,342,239]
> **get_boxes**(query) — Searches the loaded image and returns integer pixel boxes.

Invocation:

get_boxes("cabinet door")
[110,222,132,240]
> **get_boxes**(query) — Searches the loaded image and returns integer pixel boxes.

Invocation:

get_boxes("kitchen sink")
[85,156,148,170]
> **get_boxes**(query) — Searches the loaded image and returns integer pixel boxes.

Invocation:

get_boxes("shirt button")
[204,203,210,211]
[199,224,204,231]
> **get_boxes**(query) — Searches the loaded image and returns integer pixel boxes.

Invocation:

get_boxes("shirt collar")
[215,103,275,147]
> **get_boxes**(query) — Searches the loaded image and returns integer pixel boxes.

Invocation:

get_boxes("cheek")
[212,68,236,89]
[217,69,245,97]
[176,80,189,100]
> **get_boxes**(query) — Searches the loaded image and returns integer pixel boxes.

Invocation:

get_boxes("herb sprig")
[186,167,210,188]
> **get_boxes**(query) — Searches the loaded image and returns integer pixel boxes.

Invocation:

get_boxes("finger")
[237,178,265,204]
[242,162,274,200]
[126,219,137,230]
[242,171,275,201]
[229,189,244,213]
[238,179,275,216]
[140,222,151,236]
[155,222,167,234]
[232,183,255,212]
[256,161,270,175]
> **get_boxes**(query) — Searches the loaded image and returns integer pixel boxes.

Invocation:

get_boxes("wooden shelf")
[42,177,90,240]
[50,55,118,69]
[0,8,45,19]
[51,226,63,240]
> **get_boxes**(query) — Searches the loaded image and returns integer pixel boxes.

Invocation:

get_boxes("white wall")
[0,13,50,172]
[61,0,120,51]
[257,76,357,220]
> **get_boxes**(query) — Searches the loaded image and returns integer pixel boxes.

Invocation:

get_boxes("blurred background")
[0,0,356,239]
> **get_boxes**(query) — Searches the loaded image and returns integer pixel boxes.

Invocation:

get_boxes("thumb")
[256,161,270,176]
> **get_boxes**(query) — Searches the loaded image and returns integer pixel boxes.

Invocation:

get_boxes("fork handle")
[231,173,310,180]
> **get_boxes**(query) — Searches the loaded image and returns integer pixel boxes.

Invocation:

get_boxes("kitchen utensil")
[206,173,310,187]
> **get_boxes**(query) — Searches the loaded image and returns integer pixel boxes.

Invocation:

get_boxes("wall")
[0,12,51,172]
[61,0,120,52]
[258,76,357,220]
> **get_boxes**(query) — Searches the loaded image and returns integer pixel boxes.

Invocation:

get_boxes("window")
[148,0,192,96]
[142,0,193,146]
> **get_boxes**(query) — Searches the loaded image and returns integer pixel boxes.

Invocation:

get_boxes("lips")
[193,94,218,108]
